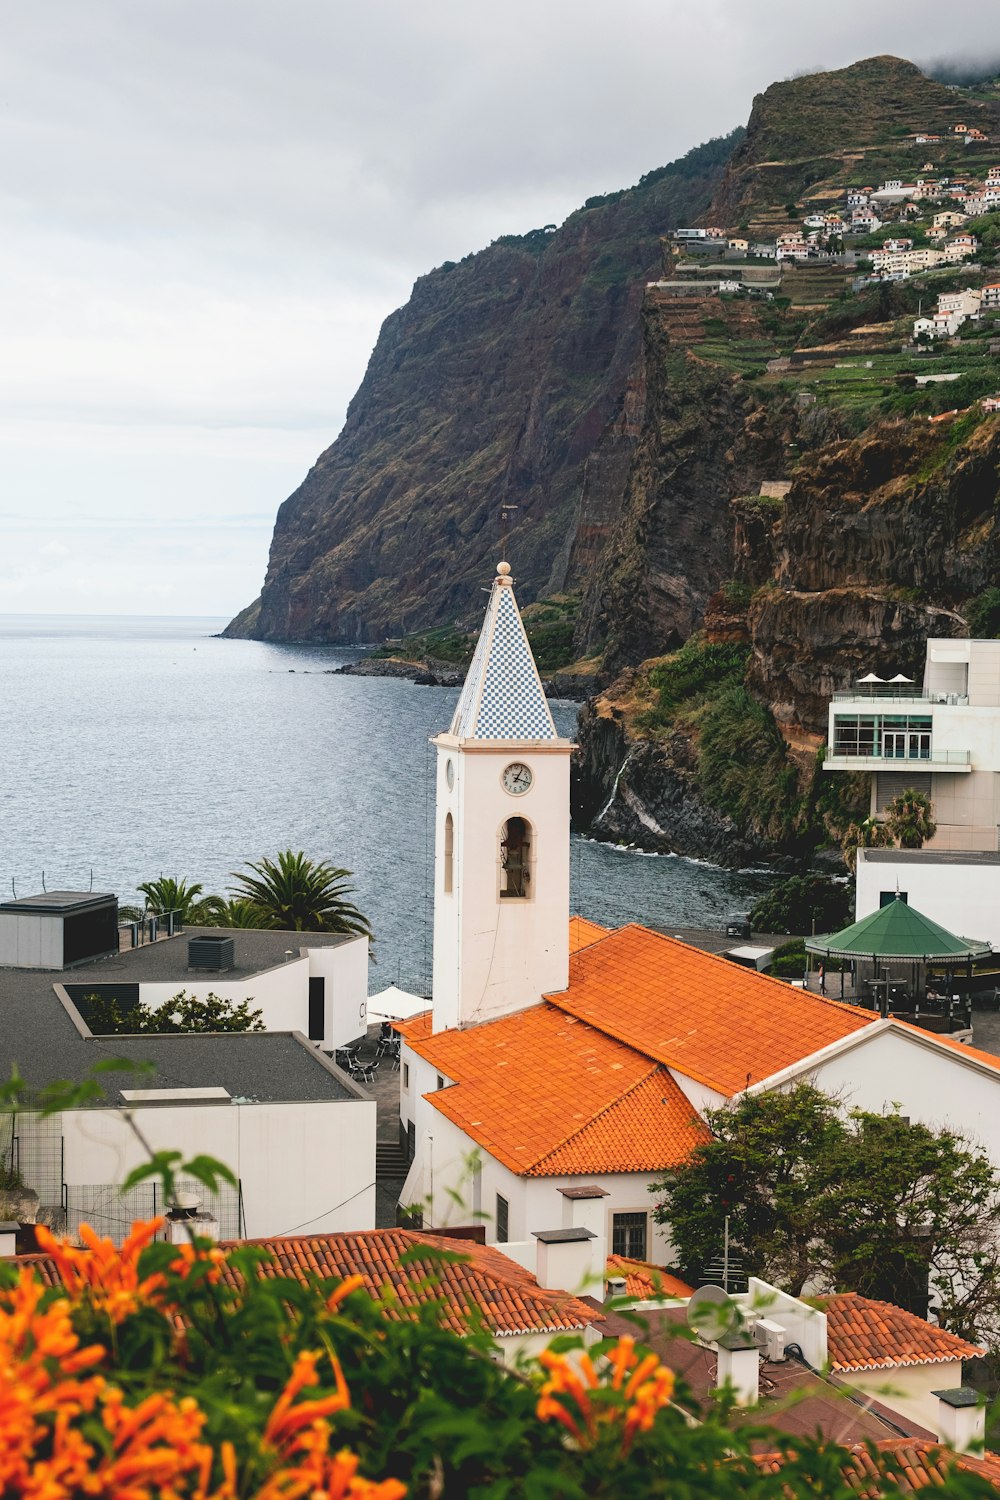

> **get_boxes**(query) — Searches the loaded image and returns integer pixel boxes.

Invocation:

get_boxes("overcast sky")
[1,2,994,616]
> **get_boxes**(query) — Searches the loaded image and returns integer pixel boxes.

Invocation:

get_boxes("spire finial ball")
[496,561,512,577]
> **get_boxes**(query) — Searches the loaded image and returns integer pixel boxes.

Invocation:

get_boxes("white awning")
[857,672,885,683]
[367,985,429,1025]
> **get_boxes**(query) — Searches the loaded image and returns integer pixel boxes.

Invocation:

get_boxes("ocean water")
[0,615,775,985]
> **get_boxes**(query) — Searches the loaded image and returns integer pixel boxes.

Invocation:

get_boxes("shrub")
[696,686,798,840]
[966,587,1000,638]
[641,640,749,727]
[750,874,853,936]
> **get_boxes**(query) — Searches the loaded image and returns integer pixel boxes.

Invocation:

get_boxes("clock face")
[502,762,533,796]
[445,758,455,789]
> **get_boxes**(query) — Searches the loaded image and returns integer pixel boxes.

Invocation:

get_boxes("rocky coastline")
[334,655,593,700]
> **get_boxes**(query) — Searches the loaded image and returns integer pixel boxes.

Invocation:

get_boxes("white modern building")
[824,638,1000,851]
[856,847,1000,949]
[0,903,376,1243]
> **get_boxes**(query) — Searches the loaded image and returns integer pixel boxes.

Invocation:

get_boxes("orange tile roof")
[402,1001,708,1175]
[606,1255,693,1300]
[546,923,876,1095]
[823,1291,983,1371]
[758,1439,1000,1492]
[7,1230,596,1341]
[569,915,609,953]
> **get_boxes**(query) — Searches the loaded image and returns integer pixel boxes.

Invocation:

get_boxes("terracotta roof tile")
[402,1001,707,1175]
[824,1291,984,1371]
[4,1230,596,1340]
[758,1439,1000,1491]
[569,916,609,954]
[547,923,876,1095]
[606,1255,693,1300]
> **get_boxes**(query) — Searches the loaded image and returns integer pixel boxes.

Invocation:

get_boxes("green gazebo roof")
[806,897,991,962]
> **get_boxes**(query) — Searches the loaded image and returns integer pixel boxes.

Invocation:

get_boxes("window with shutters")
[496,1193,509,1243]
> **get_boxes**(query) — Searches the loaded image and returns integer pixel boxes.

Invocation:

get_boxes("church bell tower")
[431,561,573,1033]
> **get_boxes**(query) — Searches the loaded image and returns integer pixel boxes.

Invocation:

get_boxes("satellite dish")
[686,1284,741,1344]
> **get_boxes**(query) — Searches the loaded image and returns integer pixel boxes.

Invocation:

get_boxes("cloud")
[1,1,995,611]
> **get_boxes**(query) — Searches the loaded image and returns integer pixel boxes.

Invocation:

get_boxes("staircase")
[375,1141,409,1181]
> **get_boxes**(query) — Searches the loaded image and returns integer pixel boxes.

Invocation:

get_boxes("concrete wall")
[841,1359,963,1436]
[0,912,62,969]
[61,1095,377,1240]
[856,851,1000,947]
[136,938,368,1051]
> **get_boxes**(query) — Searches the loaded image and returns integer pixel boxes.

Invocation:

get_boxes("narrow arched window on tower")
[500,816,531,899]
[443,812,454,894]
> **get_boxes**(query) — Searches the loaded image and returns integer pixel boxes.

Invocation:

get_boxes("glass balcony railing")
[827,747,971,765]
[832,689,969,705]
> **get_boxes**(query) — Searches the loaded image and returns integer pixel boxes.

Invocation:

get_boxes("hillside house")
[982,394,1000,411]
[883,237,913,253]
[915,134,941,144]
[933,210,969,229]
[981,283,1000,309]
[727,237,749,252]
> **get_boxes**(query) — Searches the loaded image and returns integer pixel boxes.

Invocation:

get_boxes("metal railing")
[832,690,969,705]
[827,748,971,765]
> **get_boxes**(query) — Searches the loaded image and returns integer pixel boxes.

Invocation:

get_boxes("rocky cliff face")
[226,137,738,643]
[232,53,1000,866]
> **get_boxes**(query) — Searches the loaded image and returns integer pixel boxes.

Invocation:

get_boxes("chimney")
[532,1227,596,1293]
[932,1387,985,1455]
[716,1330,760,1407]
[164,1193,220,1245]
[0,1221,19,1256]
[558,1184,608,1294]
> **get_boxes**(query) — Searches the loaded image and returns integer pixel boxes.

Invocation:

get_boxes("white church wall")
[775,1026,1000,1168]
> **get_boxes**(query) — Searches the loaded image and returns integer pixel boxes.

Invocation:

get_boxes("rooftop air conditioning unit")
[753,1318,787,1363]
[188,936,235,972]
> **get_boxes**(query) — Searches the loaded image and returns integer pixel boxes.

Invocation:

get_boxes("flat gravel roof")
[0,927,361,1104]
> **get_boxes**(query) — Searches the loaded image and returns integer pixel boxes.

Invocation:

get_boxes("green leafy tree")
[823,1109,1000,1338]
[884,788,937,849]
[653,1084,1000,1340]
[965,587,1000,638]
[229,850,372,937]
[652,1086,844,1296]
[83,988,264,1034]
[137,876,224,924]
[750,874,853,935]
[841,815,894,872]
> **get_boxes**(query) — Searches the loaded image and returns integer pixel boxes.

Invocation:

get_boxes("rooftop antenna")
[700,1215,747,1294]
[500,503,518,565]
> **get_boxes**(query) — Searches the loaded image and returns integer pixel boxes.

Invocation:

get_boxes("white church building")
[397,563,1000,1289]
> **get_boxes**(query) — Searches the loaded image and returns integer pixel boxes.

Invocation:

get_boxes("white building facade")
[825,639,1000,852]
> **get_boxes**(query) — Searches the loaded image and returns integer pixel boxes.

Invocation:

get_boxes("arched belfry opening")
[500,816,532,899]
[443,812,454,894]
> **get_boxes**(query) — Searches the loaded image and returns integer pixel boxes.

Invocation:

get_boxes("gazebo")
[805,895,992,1028]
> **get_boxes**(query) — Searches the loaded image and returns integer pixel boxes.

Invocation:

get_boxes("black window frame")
[496,1193,509,1243]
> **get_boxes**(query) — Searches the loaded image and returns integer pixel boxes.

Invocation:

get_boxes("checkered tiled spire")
[449,563,557,741]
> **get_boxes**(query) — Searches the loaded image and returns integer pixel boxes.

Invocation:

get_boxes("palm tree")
[884,789,937,850]
[228,851,372,937]
[209,898,274,930]
[137,876,224,924]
